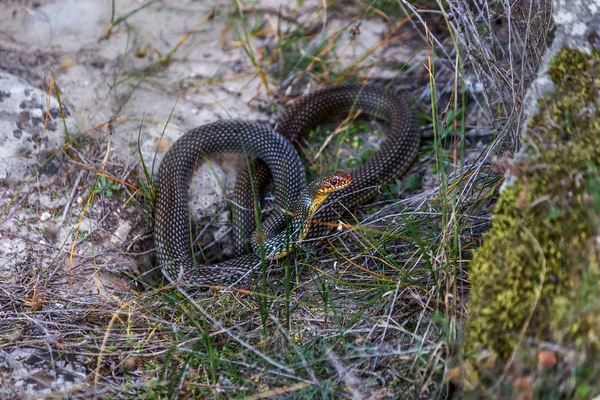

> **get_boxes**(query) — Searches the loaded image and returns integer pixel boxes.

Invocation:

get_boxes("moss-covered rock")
[461,46,600,393]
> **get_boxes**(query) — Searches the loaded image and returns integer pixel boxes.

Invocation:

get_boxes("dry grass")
[0,0,553,398]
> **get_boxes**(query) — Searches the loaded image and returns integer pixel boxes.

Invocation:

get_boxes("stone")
[0,70,68,184]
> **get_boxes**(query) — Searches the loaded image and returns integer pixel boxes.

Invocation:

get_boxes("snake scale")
[154,84,420,286]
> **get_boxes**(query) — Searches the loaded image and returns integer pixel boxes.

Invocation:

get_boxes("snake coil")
[154,84,420,286]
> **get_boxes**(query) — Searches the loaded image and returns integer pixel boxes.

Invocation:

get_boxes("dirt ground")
[0,1,481,397]
[0,0,419,287]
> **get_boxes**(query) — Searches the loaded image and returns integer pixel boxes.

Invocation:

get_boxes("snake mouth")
[316,171,353,194]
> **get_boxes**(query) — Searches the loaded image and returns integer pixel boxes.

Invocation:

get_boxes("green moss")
[462,45,600,388]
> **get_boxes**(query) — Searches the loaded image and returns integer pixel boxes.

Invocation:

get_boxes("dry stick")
[101,118,113,169]
[61,170,85,221]
[93,302,129,398]
[325,349,362,400]
[328,243,396,281]
[193,228,232,257]
[0,194,27,226]
[66,203,113,290]
[225,359,313,388]
[191,213,220,248]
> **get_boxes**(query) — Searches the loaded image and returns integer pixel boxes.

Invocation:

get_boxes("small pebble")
[124,356,137,371]
[156,137,172,152]
[111,220,132,246]
[60,56,76,69]
[538,349,557,368]
[45,220,60,244]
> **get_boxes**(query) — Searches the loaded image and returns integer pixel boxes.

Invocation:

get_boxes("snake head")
[303,170,352,221]
[315,171,352,194]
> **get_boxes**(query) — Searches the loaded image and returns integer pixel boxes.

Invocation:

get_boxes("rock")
[0,347,87,398]
[29,193,68,209]
[44,220,60,244]
[39,212,51,222]
[111,220,133,246]
[143,125,244,217]
[22,0,110,52]
[0,70,68,184]
[190,162,227,214]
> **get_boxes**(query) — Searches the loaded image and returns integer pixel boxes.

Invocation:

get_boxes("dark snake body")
[154,84,420,286]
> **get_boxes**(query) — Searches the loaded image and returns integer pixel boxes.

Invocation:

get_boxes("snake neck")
[251,172,352,260]
[250,188,319,261]
[305,180,329,216]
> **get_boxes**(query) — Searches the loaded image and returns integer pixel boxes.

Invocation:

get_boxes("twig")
[61,170,85,221]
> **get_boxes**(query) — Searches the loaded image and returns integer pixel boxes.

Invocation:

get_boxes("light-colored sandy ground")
[0,1,422,396]
[0,0,416,285]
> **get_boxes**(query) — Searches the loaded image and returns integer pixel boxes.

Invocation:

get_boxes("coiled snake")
[154,84,420,286]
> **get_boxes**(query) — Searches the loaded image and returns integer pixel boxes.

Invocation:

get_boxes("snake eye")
[329,178,337,186]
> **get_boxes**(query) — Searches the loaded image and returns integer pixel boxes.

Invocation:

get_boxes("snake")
[153,84,420,286]
[250,170,353,260]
